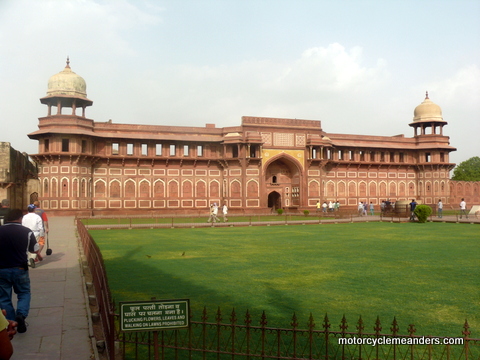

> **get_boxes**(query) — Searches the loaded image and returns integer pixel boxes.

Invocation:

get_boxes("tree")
[451,156,480,181]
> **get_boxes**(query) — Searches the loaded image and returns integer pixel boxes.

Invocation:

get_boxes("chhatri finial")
[66,56,70,68]
[425,91,429,99]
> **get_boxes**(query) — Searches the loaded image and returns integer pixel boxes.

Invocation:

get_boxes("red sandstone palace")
[28,60,474,215]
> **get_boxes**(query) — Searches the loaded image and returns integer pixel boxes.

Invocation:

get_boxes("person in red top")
[33,201,48,256]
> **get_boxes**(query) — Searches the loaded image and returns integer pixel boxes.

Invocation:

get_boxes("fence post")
[374,316,382,360]
[216,307,222,356]
[462,319,471,360]
[260,311,268,359]
[230,309,237,356]
[357,316,365,360]
[408,323,416,360]
[340,315,348,360]
[291,313,299,359]
[391,317,399,360]
[323,314,330,360]
[245,310,252,360]
[308,313,315,359]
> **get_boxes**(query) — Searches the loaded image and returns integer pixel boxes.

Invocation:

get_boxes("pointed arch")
[337,181,346,197]
[230,179,242,198]
[389,181,397,197]
[94,179,106,197]
[209,179,220,197]
[247,179,259,197]
[182,179,193,198]
[154,179,165,198]
[379,181,387,197]
[124,179,136,197]
[139,179,151,198]
[326,180,335,197]
[408,181,416,197]
[359,181,367,197]
[72,178,79,198]
[308,180,320,197]
[110,179,121,198]
[195,179,206,197]
[398,181,406,197]
[43,178,49,197]
[348,181,357,197]
[168,179,179,198]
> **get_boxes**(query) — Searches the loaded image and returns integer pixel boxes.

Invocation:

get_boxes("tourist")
[222,203,228,222]
[358,202,364,216]
[369,202,374,216]
[328,201,334,212]
[33,201,49,256]
[21,205,44,263]
[459,198,468,219]
[316,201,321,212]
[207,204,216,223]
[0,209,39,333]
[409,199,417,221]
[437,199,443,218]
[322,202,327,213]
[334,201,340,212]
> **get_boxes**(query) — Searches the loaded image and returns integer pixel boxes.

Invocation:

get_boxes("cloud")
[120,43,390,127]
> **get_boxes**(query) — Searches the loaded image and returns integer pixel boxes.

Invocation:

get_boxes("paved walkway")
[10,216,94,360]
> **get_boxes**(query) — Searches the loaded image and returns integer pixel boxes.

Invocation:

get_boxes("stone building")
[0,142,38,209]
[28,60,460,215]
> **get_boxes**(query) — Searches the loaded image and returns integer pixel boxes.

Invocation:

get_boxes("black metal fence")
[76,219,480,360]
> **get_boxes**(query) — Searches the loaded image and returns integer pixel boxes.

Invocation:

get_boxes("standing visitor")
[409,199,417,221]
[33,201,49,257]
[316,201,321,212]
[0,209,39,333]
[21,205,44,263]
[222,203,228,222]
[369,202,374,216]
[328,201,334,212]
[334,201,340,212]
[322,202,327,213]
[459,198,468,219]
[212,203,220,222]
[437,199,443,218]
[358,202,364,216]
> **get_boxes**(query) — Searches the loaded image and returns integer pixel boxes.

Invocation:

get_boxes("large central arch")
[263,154,303,209]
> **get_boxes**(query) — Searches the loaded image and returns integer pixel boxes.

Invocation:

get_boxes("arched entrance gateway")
[264,155,302,210]
[267,191,281,210]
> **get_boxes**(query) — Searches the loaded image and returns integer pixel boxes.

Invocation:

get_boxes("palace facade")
[28,60,462,215]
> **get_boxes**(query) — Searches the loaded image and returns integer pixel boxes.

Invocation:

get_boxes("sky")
[0,0,479,167]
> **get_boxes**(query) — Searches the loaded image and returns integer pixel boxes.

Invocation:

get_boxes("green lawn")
[89,222,479,338]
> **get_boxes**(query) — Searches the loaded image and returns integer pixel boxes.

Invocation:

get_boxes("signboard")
[120,299,190,332]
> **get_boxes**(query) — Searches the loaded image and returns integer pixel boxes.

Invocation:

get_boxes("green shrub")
[303,210,310,216]
[277,208,284,215]
[414,204,432,223]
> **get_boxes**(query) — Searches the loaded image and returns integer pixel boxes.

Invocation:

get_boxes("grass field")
[88,222,479,338]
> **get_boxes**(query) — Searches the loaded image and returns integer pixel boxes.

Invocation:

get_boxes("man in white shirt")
[21,204,44,262]
[222,203,228,222]
[459,198,468,219]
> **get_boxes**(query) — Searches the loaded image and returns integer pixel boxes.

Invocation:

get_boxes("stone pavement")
[10,216,95,360]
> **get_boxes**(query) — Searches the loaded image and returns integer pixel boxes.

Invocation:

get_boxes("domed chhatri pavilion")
[28,60,458,215]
